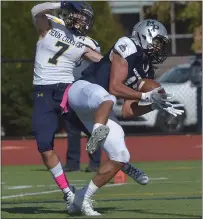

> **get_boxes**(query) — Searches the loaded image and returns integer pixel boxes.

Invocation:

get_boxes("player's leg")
[89,119,129,187]
[86,99,114,154]
[67,81,130,215]
[63,116,81,172]
[68,81,116,155]
[122,99,152,119]
[82,87,116,154]
[75,119,130,216]
[86,147,101,172]
[94,100,114,125]
[67,101,149,185]
[32,87,75,212]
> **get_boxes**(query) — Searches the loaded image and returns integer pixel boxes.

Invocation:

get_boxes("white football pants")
[68,80,130,163]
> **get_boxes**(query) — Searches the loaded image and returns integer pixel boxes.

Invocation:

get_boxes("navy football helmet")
[60,1,94,35]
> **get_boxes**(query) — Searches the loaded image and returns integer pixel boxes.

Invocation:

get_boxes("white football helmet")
[132,19,169,64]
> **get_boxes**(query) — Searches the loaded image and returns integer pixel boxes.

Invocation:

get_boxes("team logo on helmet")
[146,20,159,32]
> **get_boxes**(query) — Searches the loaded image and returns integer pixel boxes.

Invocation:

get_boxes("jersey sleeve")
[113,36,143,70]
[84,37,101,53]
[113,37,138,59]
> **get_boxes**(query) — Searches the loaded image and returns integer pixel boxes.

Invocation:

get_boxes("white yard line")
[7,183,87,190]
[2,189,60,199]
[152,180,201,184]
[2,183,126,200]
[7,186,33,190]
[3,177,200,199]
[4,177,168,191]
[149,177,168,180]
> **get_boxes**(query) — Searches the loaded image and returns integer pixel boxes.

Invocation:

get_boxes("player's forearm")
[122,100,152,119]
[109,83,143,100]
[31,2,61,18]
[83,50,103,62]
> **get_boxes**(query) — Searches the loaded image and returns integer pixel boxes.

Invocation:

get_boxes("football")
[122,79,165,119]
[137,78,165,93]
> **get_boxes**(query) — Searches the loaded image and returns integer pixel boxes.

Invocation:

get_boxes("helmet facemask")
[60,5,94,35]
[146,35,169,64]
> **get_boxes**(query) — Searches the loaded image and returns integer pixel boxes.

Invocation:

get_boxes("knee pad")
[93,88,117,108]
[111,148,130,163]
[102,94,117,106]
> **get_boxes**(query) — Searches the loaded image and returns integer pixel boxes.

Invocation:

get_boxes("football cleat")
[86,125,109,154]
[122,163,149,185]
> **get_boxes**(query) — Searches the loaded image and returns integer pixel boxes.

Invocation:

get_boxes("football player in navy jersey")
[67,19,184,215]
[82,19,182,153]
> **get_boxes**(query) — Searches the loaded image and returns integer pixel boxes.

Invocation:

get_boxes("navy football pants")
[32,83,88,153]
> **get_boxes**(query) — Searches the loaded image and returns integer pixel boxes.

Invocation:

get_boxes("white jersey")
[33,14,98,85]
[74,41,101,80]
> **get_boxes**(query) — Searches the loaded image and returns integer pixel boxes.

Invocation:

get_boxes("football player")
[31,1,149,215]
[31,1,101,214]
[67,19,184,215]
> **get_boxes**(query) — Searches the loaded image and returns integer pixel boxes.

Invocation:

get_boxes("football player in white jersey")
[31,1,102,214]
[31,1,149,215]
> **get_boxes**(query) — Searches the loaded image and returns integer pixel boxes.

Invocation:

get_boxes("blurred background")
[1,3,202,217]
[1,1,202,139]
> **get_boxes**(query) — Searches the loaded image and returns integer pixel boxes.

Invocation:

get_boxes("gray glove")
[141,87,164,103]
[151,93,185,117]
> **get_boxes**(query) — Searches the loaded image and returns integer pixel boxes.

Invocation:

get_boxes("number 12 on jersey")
[48,41,70,65]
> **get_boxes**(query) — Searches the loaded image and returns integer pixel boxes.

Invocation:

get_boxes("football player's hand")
[141,87,168,103]
[162,102,185,117]
[151,94,185,117]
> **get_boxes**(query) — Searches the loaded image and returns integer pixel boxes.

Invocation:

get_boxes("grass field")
[1,160,202,218]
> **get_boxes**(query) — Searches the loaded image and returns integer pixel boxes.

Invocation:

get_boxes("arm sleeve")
[31,2,61,24]
[83,37,101,54]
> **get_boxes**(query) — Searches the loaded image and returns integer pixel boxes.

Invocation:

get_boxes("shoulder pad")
[114,36,139,58]
[45,14,65,25]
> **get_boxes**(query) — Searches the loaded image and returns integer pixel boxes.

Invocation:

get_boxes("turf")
[1,160,202,218]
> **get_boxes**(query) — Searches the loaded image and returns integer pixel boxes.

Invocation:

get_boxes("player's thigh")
[73,112,130,163]
[62,110,91,137]
[68,80,116,113]
[32,90,59,152]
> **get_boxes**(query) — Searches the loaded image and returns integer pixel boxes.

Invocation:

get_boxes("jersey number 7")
[48,41,70,65]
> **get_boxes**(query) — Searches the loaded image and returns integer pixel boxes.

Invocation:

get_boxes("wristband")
[141,93,147,100]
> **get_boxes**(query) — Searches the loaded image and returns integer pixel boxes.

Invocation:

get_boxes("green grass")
[1,160,202,218]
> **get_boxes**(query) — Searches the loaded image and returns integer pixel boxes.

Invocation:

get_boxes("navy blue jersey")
[80,36,155,91]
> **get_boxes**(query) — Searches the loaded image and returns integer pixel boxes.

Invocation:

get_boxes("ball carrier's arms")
[82,47,103,63]
[122,79,184,118]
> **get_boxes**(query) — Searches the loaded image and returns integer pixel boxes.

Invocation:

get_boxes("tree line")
[1,1,124,136]
[2,1,201,136]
